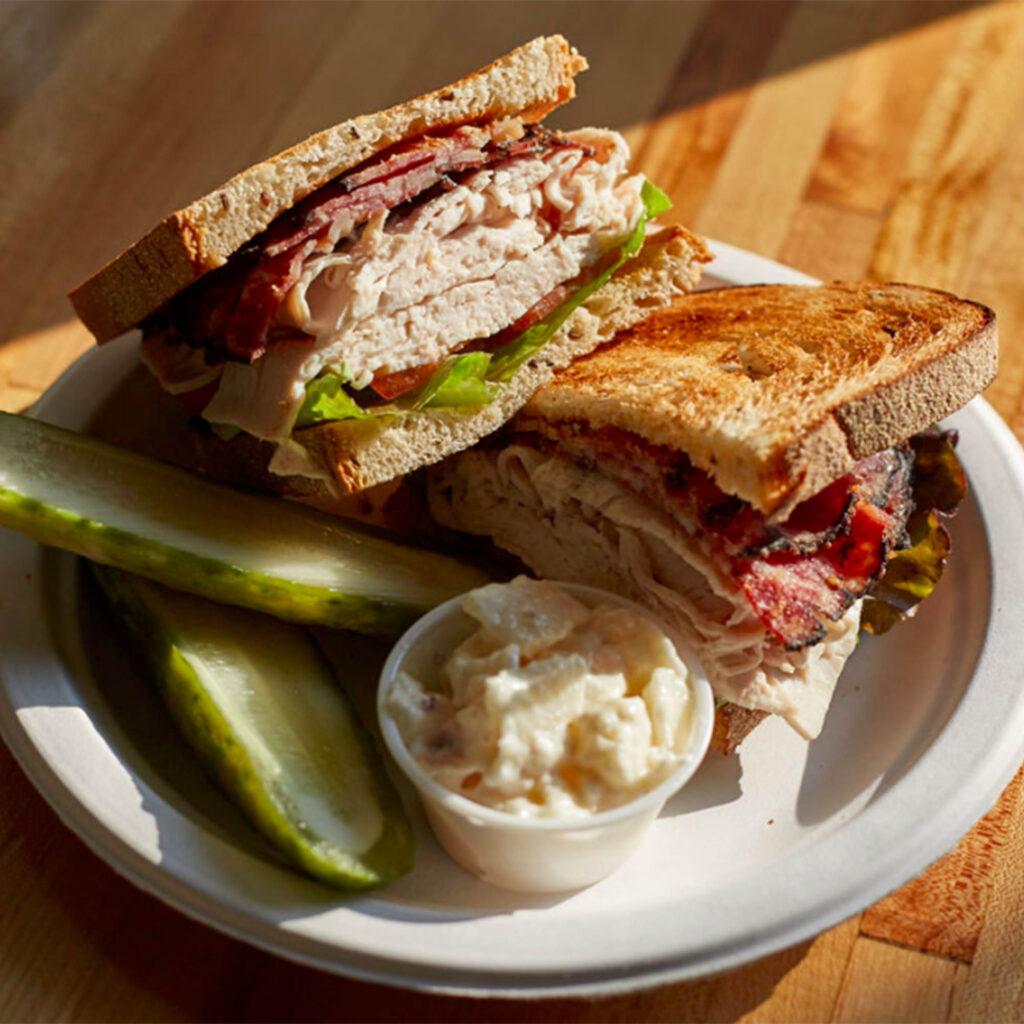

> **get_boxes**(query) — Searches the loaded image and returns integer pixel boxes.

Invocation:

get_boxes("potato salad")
[387,576,696,817]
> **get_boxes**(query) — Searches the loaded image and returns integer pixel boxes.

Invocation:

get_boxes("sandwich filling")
[427,427,920,740]
[140,123,661,477]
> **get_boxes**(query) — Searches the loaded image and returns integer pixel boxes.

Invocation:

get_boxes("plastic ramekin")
[377,582,714,893]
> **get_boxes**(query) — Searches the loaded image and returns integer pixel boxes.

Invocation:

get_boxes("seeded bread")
[69,35,586,343]
[518,283,997,517]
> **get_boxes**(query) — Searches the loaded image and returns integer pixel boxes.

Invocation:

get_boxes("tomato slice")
[369,361,442,400]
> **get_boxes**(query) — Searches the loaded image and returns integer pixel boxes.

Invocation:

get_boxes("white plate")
[2,241,1024,998]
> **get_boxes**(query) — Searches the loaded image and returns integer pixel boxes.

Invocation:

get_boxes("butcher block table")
[2,2,1023,1020]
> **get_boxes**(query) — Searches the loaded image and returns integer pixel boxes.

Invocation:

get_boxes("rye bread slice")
[711,704,768,755]
[518,283,997,517]
[70,35,586,343]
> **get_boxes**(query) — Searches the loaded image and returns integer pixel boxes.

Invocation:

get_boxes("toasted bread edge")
[711,703,767,754]
[771,293,997,517]
[69,35,586,343]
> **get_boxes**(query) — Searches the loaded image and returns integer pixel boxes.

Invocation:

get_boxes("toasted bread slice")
[711,704,767,755]
[69,36,586,343]
[519,283,997,516]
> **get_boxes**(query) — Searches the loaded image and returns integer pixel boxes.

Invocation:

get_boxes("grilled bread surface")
[519,283,997,517]
[69,36,585,343]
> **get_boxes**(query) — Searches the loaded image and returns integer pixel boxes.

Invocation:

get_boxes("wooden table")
[2,2,1023,1019]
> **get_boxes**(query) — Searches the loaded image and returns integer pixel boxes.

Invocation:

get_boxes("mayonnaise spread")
[387,577,695,818]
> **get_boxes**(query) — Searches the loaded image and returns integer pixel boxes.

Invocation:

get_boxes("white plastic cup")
[377,582,715,893]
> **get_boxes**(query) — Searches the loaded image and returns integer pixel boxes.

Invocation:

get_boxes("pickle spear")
[0,412,486,636]
[93,564,414,889]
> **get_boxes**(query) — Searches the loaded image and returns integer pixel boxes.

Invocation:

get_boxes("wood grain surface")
[2,2,1023,1021]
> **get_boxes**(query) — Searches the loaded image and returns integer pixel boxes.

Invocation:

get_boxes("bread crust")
[69,36,587,343]
[521,282,998,517]
[711,704,767,754]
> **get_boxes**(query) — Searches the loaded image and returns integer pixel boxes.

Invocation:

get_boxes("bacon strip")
[159,126,571,364]
[515,424,915,651]
[734,483,910,650]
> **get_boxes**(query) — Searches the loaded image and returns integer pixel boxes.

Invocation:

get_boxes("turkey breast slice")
[201,128,645,442]
[428,445,862,740]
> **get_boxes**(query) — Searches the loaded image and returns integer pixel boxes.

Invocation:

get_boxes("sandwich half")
[427,283,998,751]
[70,36,709,495]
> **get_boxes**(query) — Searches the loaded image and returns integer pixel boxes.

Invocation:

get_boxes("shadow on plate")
[662,750,743,818]
[795,481,991,827]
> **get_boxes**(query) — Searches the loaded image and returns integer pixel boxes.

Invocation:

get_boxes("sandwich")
[427,283,997,752]
[69,36,709,497]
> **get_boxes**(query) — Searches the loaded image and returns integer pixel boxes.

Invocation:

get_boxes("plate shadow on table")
[175,939,817,1024]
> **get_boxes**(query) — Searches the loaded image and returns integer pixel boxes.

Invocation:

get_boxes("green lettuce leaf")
[640,179,673,219]
[907,429,967,513]
[413,352,497,410]
[859,598,906,636]
[861,510,952,635]
[486,180,671,384]
[861,430,965,637]
[294,365,369,427]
